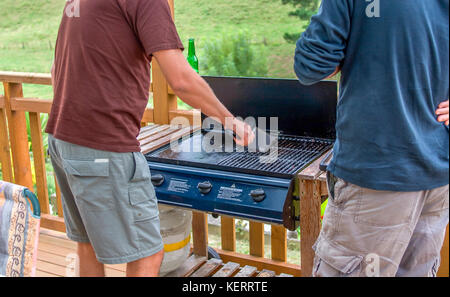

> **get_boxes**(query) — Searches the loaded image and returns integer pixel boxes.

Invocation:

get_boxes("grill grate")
[146,133,334,179]
[216,136,333,177]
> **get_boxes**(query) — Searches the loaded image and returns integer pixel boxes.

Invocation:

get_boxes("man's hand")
[325,66,341,79]
[436,100,449,126]
[153,49,256,146]
[225,118,255,147]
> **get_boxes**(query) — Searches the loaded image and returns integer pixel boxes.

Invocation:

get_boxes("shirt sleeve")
[294,0,353,85]
[125,0,184,58]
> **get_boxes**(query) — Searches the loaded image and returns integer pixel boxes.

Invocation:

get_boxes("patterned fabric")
[0,181,40,277]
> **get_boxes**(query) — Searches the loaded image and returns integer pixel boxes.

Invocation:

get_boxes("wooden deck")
[36,229,126,277]
[36,229,294,277]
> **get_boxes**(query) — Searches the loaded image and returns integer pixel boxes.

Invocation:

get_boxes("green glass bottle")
[187,38,199,73]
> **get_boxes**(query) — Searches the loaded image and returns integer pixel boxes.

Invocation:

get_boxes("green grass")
[0,0,304,100]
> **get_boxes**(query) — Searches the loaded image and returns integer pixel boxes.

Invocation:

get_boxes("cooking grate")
[146,133,334,179]
[216,136,333,177]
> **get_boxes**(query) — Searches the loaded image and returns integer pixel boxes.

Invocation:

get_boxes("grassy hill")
[0,0,305,99]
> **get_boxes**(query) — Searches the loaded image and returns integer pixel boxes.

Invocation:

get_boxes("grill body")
[145,77,337,229]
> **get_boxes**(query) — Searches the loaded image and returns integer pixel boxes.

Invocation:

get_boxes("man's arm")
[294,0,352,85]
[153,49,254,146]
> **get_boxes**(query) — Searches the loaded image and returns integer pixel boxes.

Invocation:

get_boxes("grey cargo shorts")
[48,134,163,264]
[313,171,449,277]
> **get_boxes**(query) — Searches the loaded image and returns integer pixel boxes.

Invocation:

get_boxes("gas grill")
[144,76,337,231]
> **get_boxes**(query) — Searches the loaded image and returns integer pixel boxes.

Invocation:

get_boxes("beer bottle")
[187,38,199,73]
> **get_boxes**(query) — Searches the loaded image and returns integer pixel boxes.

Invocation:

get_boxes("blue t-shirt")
[294,0,449,191]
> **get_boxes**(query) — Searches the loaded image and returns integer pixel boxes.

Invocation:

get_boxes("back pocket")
[62,158,114,211]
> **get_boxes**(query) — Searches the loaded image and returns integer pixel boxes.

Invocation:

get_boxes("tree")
[281,0,320,43]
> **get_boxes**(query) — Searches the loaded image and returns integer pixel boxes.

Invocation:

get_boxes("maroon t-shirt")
[46,0,184,152]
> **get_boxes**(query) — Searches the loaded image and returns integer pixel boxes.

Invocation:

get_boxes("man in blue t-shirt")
[294,0,449,276]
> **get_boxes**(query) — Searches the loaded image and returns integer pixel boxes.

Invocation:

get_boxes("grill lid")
[202,76,338,139]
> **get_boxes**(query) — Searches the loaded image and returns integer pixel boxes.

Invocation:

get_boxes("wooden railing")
[1,71,449,277]
[2,70,448,277]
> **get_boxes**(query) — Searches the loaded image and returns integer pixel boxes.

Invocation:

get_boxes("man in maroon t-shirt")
[46,0,253,277]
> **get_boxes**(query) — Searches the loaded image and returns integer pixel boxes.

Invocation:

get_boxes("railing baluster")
[271,225,287,262]
[221,216,236,251]
[54,175,64,218]
[29,111,50,214]
[249,221,265,258]
[192,211,208,257]
[0,100,13,182]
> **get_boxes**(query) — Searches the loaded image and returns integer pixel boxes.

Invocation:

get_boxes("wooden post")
[152,62,178,125]
[221,216,236,251]
[151,0,177,125]
[29,112,50,214]
[299,179,322,277]
[168,0,175,17]
[192,211,208,257]
[54,176,64,218]
[0,104,13,182]
[249,221,265,258]
[271,225,287,262]
[2,82,33,190]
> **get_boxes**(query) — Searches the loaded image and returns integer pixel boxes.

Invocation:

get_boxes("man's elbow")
[168,68,192,94]
[294,57,340,86]
[294,40,343,85]
[294,62,320,86]
[170,78,189,95]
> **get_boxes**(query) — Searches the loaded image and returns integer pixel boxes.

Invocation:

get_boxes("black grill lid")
[202,76,338,139]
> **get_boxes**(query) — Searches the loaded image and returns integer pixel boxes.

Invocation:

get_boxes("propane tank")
[158,205,192,276]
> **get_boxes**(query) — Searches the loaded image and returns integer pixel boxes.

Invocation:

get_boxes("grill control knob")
[250,189,266,202]
[151,174,165,187]
[198,181,212,194]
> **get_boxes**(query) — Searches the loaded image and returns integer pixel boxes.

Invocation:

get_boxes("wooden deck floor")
[36,228,126,277]
[36,228,295,277]
[37,227,449,277]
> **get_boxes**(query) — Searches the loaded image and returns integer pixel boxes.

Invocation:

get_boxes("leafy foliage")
[202,31,268,77]
[281,0,321,43]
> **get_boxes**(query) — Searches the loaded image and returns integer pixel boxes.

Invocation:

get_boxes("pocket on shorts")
[129,184,159,221]
[128,152,159,222]
[327,172,357,206]
[312,237,364,277]
[62,158,114,210]
[130,152,151,183]
[129,181,160,250]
